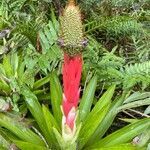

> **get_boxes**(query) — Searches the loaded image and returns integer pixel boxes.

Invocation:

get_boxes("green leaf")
[39,30,50,53]
[42,105,60,148]
[42,105,60,131]
[51,9,59,33]
[136,128,150,147]
[0,64,6,75]
[50,72,62,126]
[0,127,20,141]
[144,105,150,115]
[3,54,13,77]
[22,87,53,147]
[0,146,7,150]
[33,74,51,90]
[48,20,57,42]
[0,113,45,146]
[13,140,48,150]
[85,143,137,150]
[44,24,54,45]
[79,105,110,149]
[22,69,35,87]
[36,93,50,100]
[53,127,65,149]
[89,118,150,149]
[79,75,97,121]
[78,85,115,149]
[118,98,150,111]
[10,52,18,76]
[119,118,139,123]
[0,81,10,93]
[0,130,10,149]
[87,92,129,145]
[17,61,26,80]
[124,92,150,104]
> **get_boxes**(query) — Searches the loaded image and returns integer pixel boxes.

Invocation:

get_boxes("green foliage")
[84,38,150,89]
[111,0,136,8]
[88,118,150,149]
[0,0,149,149]
[121,61,150,89]
[83,43,124,86]
[0,113,45,146]
[79,75,97,121]
[118,91,150,111]
[78,85,115,149]
[87,93,128,145]
[11,18,44,48]
[0,52,36,111]
[50,72,62,126]
[0,8,62,112]
[85,16,142,38]
[13,141,48,150]
[0,75,149,149]
[0,129,11,149]
[22,86,58,148]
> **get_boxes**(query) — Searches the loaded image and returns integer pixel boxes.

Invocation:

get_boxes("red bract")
[62,53,82,129]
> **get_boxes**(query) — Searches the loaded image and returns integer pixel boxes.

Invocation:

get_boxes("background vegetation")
[0,0,150,149]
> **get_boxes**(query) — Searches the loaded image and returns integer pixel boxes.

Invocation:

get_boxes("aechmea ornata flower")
[59,0,87,56]
[58,0,87,140]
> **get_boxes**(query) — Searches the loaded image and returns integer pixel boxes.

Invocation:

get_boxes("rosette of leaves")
[0,73,149,150]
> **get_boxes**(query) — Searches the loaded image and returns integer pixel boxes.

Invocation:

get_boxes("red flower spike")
[62,53,82,129]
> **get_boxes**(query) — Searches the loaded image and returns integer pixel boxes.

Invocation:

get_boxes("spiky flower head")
[59,0,85,56]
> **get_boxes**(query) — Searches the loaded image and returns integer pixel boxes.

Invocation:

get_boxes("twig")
[122,110,136,118]
[127,108,150,118]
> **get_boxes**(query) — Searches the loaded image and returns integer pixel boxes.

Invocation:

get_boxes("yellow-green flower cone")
[60,0,84,56]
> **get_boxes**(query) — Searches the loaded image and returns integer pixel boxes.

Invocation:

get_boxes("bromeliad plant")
[59,0,85,144]
[0,74,150,150]
[0,0,150,150]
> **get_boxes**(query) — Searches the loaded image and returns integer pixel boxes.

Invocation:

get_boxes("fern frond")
[85,16,143,38]
[106,16,142,37]
[122,61,150,89]
[111,0,136,8]
[85,18,103,34]
[12,17,44,46]
[83,38,124,85]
